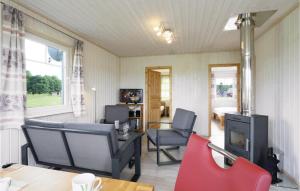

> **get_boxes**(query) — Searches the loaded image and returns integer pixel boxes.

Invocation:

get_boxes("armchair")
[146,108,197,166]
[101,105,129,125]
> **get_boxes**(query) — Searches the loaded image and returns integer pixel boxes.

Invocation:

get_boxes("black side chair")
[101,105,129,125]
[147,108,197,166]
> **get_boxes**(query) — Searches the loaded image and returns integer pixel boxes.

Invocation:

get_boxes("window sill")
[26,105,73,118]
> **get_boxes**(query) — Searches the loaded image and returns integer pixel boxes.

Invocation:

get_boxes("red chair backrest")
[174,134,271,191]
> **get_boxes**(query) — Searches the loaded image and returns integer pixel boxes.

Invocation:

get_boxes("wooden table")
[0,165,154,191]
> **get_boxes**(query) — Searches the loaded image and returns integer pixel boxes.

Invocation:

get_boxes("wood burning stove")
[223,12,275,168]
[225,113,268,167]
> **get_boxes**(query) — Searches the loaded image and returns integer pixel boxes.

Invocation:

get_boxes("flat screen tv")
[120,89,143,104]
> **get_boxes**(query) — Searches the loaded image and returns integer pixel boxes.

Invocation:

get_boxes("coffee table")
[117,131,144,141]
[0,164,154,191]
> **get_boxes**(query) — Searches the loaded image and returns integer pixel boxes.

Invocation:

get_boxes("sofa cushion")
[65,132,113,172]
[147,128,187,146]
[26,128,71,166]
[63,123,119,154]
[105,105,129,124]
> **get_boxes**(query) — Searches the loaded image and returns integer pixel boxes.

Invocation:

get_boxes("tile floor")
[125,120,299,191]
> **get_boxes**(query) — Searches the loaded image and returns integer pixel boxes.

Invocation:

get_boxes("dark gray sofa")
[21,119,142,181]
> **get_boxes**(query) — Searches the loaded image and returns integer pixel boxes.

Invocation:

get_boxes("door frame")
[208,63,240,137]
[145,66,172,125]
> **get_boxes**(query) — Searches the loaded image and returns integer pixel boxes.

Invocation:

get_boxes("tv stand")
[118,103,144,132]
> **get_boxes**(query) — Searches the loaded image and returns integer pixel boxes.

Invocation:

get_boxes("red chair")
[174,134,271,191]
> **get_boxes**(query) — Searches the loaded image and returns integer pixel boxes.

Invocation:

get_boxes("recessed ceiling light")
[224,15,238,31]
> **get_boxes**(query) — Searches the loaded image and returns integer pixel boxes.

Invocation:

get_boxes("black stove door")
[225,120,250,160]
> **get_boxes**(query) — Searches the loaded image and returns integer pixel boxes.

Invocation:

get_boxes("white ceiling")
[14,0,298,57]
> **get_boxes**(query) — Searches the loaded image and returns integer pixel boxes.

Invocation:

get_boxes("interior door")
[147,70,161,128]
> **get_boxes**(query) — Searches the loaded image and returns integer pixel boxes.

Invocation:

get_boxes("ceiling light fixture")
[153,23,175,44]
[153,26,160,32]
[166,39,173,44]
[163,30,172,38]
[224,15,239,31]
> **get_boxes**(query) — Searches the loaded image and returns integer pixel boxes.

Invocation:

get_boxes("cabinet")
[118,104,144,132]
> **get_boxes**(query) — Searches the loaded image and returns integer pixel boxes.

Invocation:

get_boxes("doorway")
[208,64,240,147]
[145,66,172,128]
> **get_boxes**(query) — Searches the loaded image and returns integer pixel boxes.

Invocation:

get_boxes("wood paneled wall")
[255,7,300,184]
[120,52,240,135]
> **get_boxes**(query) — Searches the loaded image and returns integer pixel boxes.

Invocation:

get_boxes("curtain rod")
[0,2,79,42]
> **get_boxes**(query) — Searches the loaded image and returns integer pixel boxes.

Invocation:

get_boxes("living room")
[0,0,300,191]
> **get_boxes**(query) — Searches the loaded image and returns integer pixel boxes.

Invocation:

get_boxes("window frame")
[25,33,73,118]
[161,75,170,101]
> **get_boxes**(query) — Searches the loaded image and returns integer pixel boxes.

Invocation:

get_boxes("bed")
[213,107,237,128]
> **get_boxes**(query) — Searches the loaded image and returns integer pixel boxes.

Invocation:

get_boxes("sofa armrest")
[113,133,142,159]
[21,143,30,165]
[112,132,142,180]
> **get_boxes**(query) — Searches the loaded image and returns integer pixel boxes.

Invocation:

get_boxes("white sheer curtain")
[71,40,86,117]
[0,4,26,164]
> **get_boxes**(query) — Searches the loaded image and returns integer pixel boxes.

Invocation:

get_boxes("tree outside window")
[25,37,66,108]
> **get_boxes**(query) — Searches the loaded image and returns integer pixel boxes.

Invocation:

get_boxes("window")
[25,34,71,115]
[161,75,170,101]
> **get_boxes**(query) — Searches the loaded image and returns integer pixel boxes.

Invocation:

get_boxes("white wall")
[0,2,120,165]
[120,52,240,135]
[212,98,237,109]
[255,7,300,184]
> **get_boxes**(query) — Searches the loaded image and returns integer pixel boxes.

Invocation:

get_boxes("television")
[120,89,143,104]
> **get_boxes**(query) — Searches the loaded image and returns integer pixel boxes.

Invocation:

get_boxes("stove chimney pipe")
[237,13,255,116]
